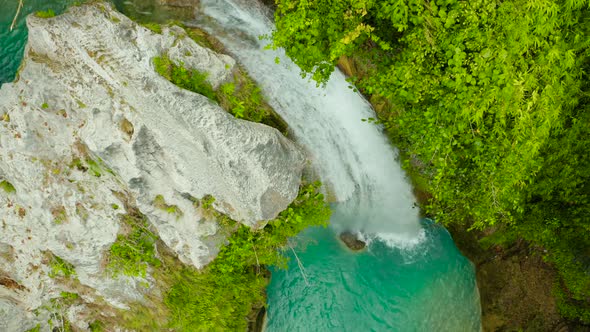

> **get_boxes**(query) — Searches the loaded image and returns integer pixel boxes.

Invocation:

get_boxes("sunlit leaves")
[273,0,590,321]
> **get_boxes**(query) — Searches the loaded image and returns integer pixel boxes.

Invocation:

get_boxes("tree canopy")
[270,0,590,323]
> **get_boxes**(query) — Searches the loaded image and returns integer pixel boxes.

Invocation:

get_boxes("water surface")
[0,0,80,84]
[266,222,481,331]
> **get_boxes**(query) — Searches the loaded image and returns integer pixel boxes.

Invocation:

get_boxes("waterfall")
[195,0,422,245]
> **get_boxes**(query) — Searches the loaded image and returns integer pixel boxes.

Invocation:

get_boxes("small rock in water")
[339,231,366,251]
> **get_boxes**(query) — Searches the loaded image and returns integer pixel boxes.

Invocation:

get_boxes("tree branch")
[10,0,24,32]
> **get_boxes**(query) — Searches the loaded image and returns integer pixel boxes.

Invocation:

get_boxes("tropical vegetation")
[101,182,330,330]
[269,0,590,323]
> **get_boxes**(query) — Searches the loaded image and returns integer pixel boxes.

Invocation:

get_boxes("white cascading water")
[195,0,423,246]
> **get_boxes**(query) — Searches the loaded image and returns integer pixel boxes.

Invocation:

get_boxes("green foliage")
[35,10,56,18]
[218,79,263,122]
[48,255,76,279]
[0,180,16,194]
[272,0,590,322]
[25,324,41,332]
[69,158,85,171]
[201,194,215,210]
[44,291,77,332]
[80,183,329,330]
[69,157,113,178]
[141,22,162,34]
[88,321,105,332]
[219,83,245,118]
[165,182,331,330]
[107,214,161,278]
[153,55,217,101]
[41,102,49,109]
[48,313,72,332]
[183,26,225,52]
[164,260,267,331]
[85,158,102,177]
[153,195,183,218]
[555,284,590,324]
[59,292,79,303]
[153,53,288,131]
[215,69,288,131]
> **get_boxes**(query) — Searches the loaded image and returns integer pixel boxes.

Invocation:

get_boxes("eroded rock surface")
[0,3,304,330]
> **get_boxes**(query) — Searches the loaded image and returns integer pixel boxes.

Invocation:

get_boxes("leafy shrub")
[107,214,160,278]
[141,23,162,34]
[270,0,590,322]
[88,321,105,332]
[152,54,288,132]
[35,10,55,18]
[153,56,217,101]
[164,182,331,330]
[59,292,79,302]
[201,194,215,210]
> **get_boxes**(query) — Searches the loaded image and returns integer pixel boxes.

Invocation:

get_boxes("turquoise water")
[0,0,81,84]
[266,219,481,331]
[0,0,194,85]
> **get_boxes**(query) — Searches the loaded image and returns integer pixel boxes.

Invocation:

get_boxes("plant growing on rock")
[107,213,160,278]
[48,255,76,279]
[0,180,16,194]
[152,51,288,133]
[35,10,55,19]
[153,195,183,218]
[153,55,217,101]
[164,181,331,330]
[141,22,162,34]
[200,194,215,210]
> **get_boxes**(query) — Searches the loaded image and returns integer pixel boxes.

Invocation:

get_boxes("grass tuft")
[35,9,55,18]
[107,213,161,278]
[153,55,217,101]
[0,180,16,194]
[48,255,76,279]
[141,22,162,34]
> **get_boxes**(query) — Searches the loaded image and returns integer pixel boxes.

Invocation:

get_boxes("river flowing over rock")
[0,3,304,330]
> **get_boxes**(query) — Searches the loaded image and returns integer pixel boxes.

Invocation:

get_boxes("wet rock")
[339,231,366,251]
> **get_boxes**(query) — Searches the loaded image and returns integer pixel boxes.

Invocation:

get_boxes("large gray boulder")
[0,2,304,330]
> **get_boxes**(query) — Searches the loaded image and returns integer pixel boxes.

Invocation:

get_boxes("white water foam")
[196,0,423,246]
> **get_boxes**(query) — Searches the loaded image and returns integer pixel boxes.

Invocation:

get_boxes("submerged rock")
[339,231,366,251]
[0,2,304,329]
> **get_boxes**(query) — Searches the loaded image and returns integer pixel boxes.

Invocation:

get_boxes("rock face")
[0,3,304,330]
[339,231,366,251]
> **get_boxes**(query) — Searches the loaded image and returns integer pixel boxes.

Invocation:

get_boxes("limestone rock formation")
[0,3,304,330]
